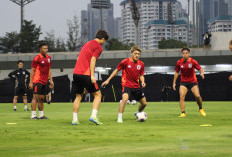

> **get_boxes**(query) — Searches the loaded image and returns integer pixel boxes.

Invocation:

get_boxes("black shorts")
[73,74,99,94]
[122,86,145,101]
[14,85,27,96]
[180,82,198,90]
[33,83,47,95]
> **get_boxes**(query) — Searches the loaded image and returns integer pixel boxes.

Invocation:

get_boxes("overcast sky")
[0,0,187,40]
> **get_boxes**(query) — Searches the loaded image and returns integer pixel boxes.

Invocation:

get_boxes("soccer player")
[101,46,147,123]
[8,60,30,111]
[29,43,54,120]
[72,30,109,125]
[229,39,232,81]
[173,48,206,117]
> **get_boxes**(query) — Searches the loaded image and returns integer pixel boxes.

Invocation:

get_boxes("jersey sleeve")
[140,63,145,76]
[92,46,102,59]
[175,61,180,73]
[193,59,201,71]
[31,56,38,68]
[116,59,127,71]
[8,70,16,79]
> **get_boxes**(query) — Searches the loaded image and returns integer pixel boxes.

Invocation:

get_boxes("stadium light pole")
[10,0,36,33]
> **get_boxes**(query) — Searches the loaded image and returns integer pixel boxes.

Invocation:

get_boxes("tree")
[20,20,42,53]
[55,38,66,52]
[0,31,20,53]
[158,39,187,49]
[105,38,135,50]
[67,15,81,51]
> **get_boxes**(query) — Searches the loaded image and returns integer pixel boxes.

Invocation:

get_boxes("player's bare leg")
[138,97,147,112]
[13,96,18,111]
[72,94,82,125]
[191,85,206,116]
[89,90,102,125]
[117,93,129,123]
[179,85,188,117]
[23,96,29,111]
[38,95,46,119]
[31,94,38,119]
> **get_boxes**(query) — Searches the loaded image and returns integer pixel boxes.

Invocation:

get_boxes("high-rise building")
[120,0,190,49]
[114,17,121,39]
[81,2,120,42]
[225,0,232,15]
[208,15,232,32]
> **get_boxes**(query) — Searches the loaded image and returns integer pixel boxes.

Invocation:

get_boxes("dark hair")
[95,30,109,40]
[181,47,190,53]
[39,43,47,48]
[18,60,24,64]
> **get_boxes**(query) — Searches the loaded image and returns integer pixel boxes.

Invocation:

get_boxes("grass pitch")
[0,101,232,157]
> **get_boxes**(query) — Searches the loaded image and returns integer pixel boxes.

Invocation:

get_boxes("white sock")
[14,106,17,109]
[24,105,27,109]
[39,111,44,118]
[118,113,123,120]
[91,109,98,118]
[31,111,36,118]
[73,112,78,121]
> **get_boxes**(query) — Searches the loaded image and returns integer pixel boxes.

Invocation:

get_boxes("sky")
[0,0,187,40]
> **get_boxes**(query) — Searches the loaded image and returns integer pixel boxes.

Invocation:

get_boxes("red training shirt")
[31,53,52,85]
[175,57,202,83]
[117,58,145,88]
[73,40,103,76]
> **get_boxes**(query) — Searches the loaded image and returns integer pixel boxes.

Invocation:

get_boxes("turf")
[0,101,232,157]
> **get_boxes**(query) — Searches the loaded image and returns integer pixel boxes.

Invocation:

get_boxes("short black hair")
[39,43,47,48]
[95,30,109,40]
[18,60,23,64]
[181,47,190,53]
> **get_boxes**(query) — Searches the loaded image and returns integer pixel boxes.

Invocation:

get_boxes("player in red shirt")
[173,48,206,117]
[29,43,54,120]
[101,46,148,123]
[229,40,232,81]
[72,30,109,125]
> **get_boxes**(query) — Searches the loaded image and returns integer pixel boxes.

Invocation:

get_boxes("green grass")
[0,101,232,157]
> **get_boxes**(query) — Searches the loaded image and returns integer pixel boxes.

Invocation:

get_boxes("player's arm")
[48,69,54,88]
[173,72,179,91]
[140,75,146,88]
[199,68,205,79]
[101,69,119,87]
[90,56,97,84]
[29,68,35,89]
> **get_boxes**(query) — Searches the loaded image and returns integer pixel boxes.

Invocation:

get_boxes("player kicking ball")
[102,46,148,123]
[173,48,206,117]
[72,30,109,125]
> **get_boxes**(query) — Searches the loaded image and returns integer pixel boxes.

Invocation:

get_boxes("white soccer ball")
[127,100,130,104]
[131,100,137,105]
[136,112,147,122]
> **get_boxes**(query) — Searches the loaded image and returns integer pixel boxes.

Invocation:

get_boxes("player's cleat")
[14,109,17,111]
[24,108,30,111]
[117,118,123,123]
[71,120,80,125]
[39,116,48,119]
[89,117,102,125]
[178,113,186,117]
[199,109,206,117]
[31,116,38,120]
[47,102,50,104]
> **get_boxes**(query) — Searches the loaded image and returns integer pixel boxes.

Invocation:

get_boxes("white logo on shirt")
[17,72,20,74]
[23,71,25,75]
[137,65,141,70]
[188,64,192,68]
[48,59,50,63]
[42,61,45,64]
[181,65,184,68]
[128,65,131,68]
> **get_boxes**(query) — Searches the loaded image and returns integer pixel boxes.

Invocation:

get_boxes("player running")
[72,30,109,125]
[101,46,148,123]
[229,40,232,81]
[29,43,54,120]
[8,60,30,111]
[173,48,206,117]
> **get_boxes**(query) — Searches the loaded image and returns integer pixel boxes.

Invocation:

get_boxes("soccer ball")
[127,100,130,104]
[131,100,137,105]
[136,112,147,122]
